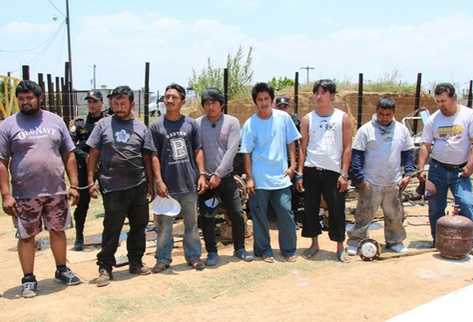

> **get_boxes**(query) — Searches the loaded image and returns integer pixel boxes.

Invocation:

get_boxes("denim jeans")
[428,159,473,240]
[155,192,202,264]
[249,187,297,257]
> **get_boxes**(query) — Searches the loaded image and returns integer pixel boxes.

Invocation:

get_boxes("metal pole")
[60,77,65,117]
[55,77,61,116]
[38,73,45,109]
[47,74,54,112]
[223,68,229,114]
[144,62,150,126]
[22,65,30,80]
[357,73,363,129]
[294,71,299,116]
[467,80,473,108]
[299,66,315,85]
[413,73,422,134]
[65,0,73,91]
[93,64,96,89]
[64,62,71,124]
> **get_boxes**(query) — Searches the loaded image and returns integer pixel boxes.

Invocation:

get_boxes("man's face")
[113,95,134,119]
[87,99,103,116]
[164,89,185,113]
[376,108,395,126]
[255,91,273,113]
[203,99,223,120]
[435,92,456,115]
[275,103,289,113]
[314,88,334,106]
[17,91,40,115]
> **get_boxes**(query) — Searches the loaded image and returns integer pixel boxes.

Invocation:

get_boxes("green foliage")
[189,46,254,99]
[268,76,295,91]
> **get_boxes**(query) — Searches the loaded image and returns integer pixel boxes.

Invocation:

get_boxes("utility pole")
[65,0,73,90]
[300,66,315,85]
[93,64,96,89]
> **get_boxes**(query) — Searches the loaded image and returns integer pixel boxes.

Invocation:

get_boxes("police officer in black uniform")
[71,90,106,250]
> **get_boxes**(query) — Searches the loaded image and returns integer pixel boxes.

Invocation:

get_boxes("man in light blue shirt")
[240,82,301,262]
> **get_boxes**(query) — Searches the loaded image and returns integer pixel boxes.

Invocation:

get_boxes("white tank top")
[304,108,345,173]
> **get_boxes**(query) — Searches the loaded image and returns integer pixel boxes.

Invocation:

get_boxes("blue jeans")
[155,192,202,264]
[249,187,297,257]
[428,159,473,240]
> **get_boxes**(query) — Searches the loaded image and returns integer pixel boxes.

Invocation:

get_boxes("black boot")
[73,232,84,251]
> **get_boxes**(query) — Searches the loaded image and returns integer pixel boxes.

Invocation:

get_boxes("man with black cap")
[275,96,300,129]
[70,90,106,250]
[87,85,156,286]
[196,87,253,266]
[0,80,81,297]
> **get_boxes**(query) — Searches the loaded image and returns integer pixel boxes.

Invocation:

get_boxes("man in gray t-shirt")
[86,86,156,286]
[0,80,81,297]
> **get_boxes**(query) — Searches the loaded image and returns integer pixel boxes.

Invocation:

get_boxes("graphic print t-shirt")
[0,110,75,199]
[422,105,473,165]
[149,116,200,196]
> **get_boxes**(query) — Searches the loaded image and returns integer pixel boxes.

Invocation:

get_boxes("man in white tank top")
[296,79,352,262]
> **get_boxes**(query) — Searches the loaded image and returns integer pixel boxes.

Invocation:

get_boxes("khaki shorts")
[13,195,71,240]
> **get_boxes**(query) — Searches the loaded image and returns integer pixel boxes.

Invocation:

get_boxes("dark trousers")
[73,160,90,237]
[302,167,346,242]
[198,176,245,253]
[97,182,149,271]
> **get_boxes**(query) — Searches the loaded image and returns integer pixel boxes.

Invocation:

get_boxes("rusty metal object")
[436,207,473,259]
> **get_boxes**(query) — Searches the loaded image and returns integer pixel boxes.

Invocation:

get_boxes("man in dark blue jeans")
[418,83,473,245]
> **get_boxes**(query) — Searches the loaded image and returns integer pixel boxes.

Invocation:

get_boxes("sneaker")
[233,249,254,262]
[389,243,408,254]
[151,262,170,274]
[55,267,81,285]
[262,255,275,263]
[188,259,205,271]
[73,234,84,251]
[21,277,37,298]
[129,264,151,275]
[347,244,358,256]
[205,252,219,266]
[92,269,112,287]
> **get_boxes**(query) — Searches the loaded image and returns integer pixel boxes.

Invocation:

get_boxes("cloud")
[1,12,472,92]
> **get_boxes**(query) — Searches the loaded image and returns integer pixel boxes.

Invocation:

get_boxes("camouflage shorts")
[13,195,71,240]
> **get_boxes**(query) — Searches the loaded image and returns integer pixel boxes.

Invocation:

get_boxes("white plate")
[151,196,181,217]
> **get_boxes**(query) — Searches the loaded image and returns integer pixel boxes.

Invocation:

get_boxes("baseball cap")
[275,96,289,107]
[84,90,103,101]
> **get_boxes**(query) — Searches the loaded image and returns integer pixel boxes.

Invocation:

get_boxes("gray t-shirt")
[0,110,75,199]
[149,116,200,196]
[86,116,156,193]
[196,114,240,178]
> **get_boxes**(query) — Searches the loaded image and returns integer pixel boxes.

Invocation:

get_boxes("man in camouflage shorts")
[0,80,81,298]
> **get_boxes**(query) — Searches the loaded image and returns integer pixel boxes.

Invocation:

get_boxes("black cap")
[275,96,289,107]
[201,87,225,106]
[85,90,103,101]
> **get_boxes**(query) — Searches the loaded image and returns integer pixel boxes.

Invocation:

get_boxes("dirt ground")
[0,199,472,322]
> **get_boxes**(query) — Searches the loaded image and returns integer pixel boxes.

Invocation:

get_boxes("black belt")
[431,159,466,170]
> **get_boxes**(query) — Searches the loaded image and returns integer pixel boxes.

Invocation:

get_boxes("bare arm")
[194,148,206,193]
[243,153,255,196]
[144,153,154,198]
[297,115,309,174]
[0,159,16,216]
[63,151,79,206]
[417,143,431,182]
[151,153,168,197]
[341,114,352,177]
[87,147,100,198]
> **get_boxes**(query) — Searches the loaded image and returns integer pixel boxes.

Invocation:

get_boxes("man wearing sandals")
[348,97,415,255]
[196,87,253,266]
[240,82,301,263]
[149,83,207,272]
[87,86,156,287]
[296,79,352,262]
[0,80,81,297]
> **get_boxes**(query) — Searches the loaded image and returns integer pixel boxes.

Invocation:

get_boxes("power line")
[47,0,66,17]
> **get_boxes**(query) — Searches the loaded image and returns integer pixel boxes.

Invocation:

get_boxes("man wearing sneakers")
[297,79,352,262]
[0,80,81,297]
[240,82,301,263]
[87,86,156,286]
[149,83,207,273]
[196,88,253,266]
[348,97,416,255]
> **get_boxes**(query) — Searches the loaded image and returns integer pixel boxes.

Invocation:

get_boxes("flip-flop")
[303,248,319,259]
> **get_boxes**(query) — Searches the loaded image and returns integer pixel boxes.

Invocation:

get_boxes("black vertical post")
[467,80,473,108]
[413,73,422,134]
[357,73,363,129]
[60,77,65,117]
[64,63,71,124]
[38,73,45,110]
[138,90,142,117]
[223,68,229,114]
[47,74,54,112]
[294,71,299,116]
[144,62,150,126]
[22,65,30,80]
[55,77,61,116]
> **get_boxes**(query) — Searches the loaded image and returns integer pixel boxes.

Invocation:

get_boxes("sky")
[1,0,472,93]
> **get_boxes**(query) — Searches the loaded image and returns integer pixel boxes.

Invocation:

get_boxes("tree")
[189,46,254,98]
[268,76,294,91]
